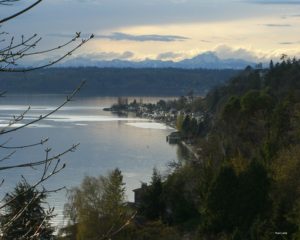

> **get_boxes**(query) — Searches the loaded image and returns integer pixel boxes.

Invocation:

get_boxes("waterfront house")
[166,131,181,144]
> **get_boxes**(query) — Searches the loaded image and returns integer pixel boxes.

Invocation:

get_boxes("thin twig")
[0,0,43,24]
[0,143,79,171]
[0,138,49,149]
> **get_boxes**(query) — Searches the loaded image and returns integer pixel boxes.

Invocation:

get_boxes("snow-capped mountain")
[60,52,258,69]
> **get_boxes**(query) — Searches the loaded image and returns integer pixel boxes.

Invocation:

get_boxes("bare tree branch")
[0,138,49,149]
[0,144,78,211]
[0,0,19,6]
[0,1,94,238]
[0,0,42,24]
[22,32,82,57]
[100,212,138,240]
[0,35,94,72]
[0,150,16,162]
[0,143,79,172]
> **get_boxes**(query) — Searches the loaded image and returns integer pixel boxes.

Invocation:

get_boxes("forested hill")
[201,60,300,164]
[194,59,300,238]
[124,59,300,239]
[0,67,238,96]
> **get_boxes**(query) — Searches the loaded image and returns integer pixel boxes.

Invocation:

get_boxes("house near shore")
[133,183,148,206]
[166,131,181,144]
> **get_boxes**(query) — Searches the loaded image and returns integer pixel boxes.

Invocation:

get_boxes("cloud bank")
[156,52,184,60]
[78,51,135,61]
[49,32,189,42]
[251,0,300,4]
[263,23,292,27]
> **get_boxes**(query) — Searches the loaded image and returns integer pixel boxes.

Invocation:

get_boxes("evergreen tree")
[0,181,54,240]
[163,167,200,225]
[182,115,191,137]
[270,60,274,69]
[139,168,164,220]
[205,165,239,234]
[101,168,126,223]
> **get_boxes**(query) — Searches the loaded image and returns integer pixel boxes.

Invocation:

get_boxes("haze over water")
[0,95,180,228]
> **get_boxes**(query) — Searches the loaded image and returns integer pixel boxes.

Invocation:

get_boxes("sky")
[1,0,300,63]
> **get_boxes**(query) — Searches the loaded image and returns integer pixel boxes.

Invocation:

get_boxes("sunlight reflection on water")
[0,95,179,229]
[126,122,174,130]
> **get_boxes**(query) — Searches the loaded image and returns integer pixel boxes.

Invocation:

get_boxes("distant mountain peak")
[192,51,219,61]
[61,51,259,69]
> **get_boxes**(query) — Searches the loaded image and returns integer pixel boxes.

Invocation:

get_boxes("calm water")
[0,95,180,229]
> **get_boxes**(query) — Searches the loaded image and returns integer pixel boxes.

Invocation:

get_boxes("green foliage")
[163,166,200,226]
[270,145,300,237]
[204,165,239,234]
[136,166,201,236]
[63,168,127,240]
[124,221,181,240]
[270,60,274,69]
[176,114,203,138]
[176,113,184,131]
[58,59,300,239]
[201,161,271,238]
[147,58,300,239]
[0,181,54,240]
[139,168,165,220]
[240,90,273,115]
[181,115,191,136]
[157,99,168,110]
[241,89,261,113]
[197,60,300,238]
[237,161,271,232]
[101,168,126,219]
[222,96,241,122]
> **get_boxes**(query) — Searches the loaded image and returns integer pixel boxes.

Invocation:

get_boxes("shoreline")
[107,101,201,163]
[179,140,200,162]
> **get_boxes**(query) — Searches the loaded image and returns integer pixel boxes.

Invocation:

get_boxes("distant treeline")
[0,67,239,96]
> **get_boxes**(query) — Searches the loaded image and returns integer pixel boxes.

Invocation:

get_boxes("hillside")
[127,59,300,239]
[0,67,238,96]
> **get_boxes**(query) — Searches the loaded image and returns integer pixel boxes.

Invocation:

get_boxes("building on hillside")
[166,131,181,144]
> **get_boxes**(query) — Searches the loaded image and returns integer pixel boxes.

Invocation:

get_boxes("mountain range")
[60,52,261,69]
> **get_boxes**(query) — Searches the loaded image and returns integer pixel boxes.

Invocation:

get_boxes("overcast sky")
[1,0,300,62]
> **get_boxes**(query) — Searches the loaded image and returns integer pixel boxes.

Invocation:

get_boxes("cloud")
[95,32,189,42]
[168,0,188,3]
[79,51,134,61]
[47,33,92,38]
[213,45,265,61]
[156,52,183,60]
[211,45,300,63]
[21,51,135,66]
[200,39,213,43]
[279,42,294,45]
[282,14,300,19]
[36,0,273,34]
[66,0,189,4]
[263,23,292,27]
[48,32,189,42]
[250,0,300,4]
[41,45,300,66]
[279,41,300,45]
